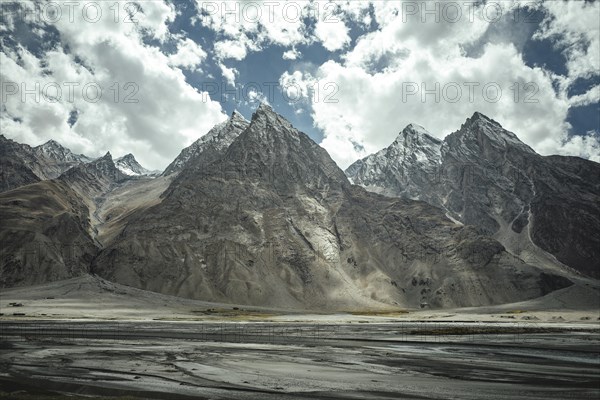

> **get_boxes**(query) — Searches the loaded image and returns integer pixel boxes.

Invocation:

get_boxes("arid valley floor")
[0,275,598,399]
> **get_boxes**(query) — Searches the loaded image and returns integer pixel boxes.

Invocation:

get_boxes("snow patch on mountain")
[115,154,157,176]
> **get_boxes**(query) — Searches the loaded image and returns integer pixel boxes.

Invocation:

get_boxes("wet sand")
[1,320,599,399]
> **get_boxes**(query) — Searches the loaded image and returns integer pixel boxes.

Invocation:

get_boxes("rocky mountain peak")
[231,109,246,121]
[85,152,115,172]
[456,112,534,153]
[0,108,587,310]
[397,124,443,148]
[27,139,93,179]
[162,111,250,176]
[256,101,274,114]
[226,110,250,132]
[248,102,295,138]
[213,104,348,190]
[36,139,74,159]
[345,112,600,279]
[468,111,499,124]
[37,139,69,154]
[60,150,125,186]
[251,102,287,126]
[44,139,60,146]
[460,112,502,136]
[0,135,22,149]
[115,153,154,176]
[404,123,429,134]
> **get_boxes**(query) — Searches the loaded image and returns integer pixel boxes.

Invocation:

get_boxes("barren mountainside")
[346,113,600,279]
[1,106,594,310]
[91,105,573,309]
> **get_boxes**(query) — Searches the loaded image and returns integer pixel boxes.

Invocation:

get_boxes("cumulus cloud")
[283,1,599,168]
[557,133,600,163]
[535,1,600,82]
[168,37,207,70]
[214,39,250,61]
[0,0,226,170]
[283,48,301,60]
[279,70,315,104]
[2,0,598,170]
[195,0,361,60]
[196,0,308,61]
[314,17,350,52]
[219,63,238,87]
[569,85,600,107]
[244,87,269,107]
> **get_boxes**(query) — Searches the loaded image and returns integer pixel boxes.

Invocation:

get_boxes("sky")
[1,0,599,170]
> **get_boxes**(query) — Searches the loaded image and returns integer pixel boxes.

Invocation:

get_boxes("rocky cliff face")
[59,152,127,197]
[346,112,600,279]
[91,105,572,309]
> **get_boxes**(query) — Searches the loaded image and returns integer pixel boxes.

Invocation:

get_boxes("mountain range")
[0,106,597,310]
[346,113,600,279]
[0,135,156,194]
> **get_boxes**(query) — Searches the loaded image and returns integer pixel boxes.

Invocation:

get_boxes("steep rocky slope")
[33,139,93,179]
[163,110,249,176]
[346,113,600,279]
[0,180,98,287]
[0,153,127,287]
[91,105,572,310]
[0,135,43,192]
[345,123,443,204]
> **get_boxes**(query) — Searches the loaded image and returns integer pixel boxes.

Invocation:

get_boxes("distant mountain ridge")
[0,135,156,193]
[33,139,94,179]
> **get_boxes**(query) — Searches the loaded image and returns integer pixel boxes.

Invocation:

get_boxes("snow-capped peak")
[115,153,154,176]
